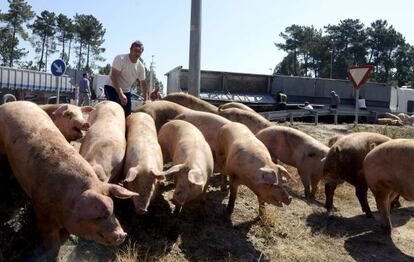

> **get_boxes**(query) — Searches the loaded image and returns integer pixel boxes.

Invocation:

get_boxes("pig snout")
[79,121,90,131]
[114,231,127,245]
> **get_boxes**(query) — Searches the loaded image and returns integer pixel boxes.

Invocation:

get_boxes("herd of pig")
[0,92,413,258]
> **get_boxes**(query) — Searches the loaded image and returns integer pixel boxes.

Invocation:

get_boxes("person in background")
[78,73,91,106]
[330,90,340,109]
[150,86,162,101]
[104,40,147,116]
[358,94,367,110]
[301,101,314,110]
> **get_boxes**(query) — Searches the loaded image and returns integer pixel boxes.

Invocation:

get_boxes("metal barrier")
[260,108,378,125]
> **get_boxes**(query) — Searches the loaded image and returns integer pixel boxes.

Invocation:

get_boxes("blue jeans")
[104,85,131,117]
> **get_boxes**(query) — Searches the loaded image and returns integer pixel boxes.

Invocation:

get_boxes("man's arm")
[110,68,127,105]
[140,80,148,101]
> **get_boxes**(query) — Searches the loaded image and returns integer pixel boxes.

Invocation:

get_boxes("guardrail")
[259,108,379,125]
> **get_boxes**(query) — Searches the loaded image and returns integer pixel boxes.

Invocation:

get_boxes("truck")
[92,74,109,99]
[164,66,414,114]
[0,66,74,104]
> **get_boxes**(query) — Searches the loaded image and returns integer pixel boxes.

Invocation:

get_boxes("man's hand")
[119,93,127,106]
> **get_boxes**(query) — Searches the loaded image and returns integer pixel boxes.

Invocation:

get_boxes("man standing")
[330,90,340,109]
[104,40,147,116]
[78,73,91,106]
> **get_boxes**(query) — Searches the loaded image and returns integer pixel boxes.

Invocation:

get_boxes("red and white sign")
[348,65,373,89]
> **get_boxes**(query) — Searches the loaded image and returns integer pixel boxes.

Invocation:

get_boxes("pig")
[136,100,191,131]
[323,132,391,217]
[0,101,137,255]
[327,133,347,147]
[216,122,293,218]
[218,107,272,134]
[163,92,218,113]
[218,102,256,113]
[377,118,403,126]
[174,110,231,156]
[363,139,414,234]
[39,103,95,141]
[158,120,214,215]
[256,126,329,199]
[80,101,126,183]
[123,112,165,214]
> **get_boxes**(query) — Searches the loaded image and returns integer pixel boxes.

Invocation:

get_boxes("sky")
[1,0,414,89]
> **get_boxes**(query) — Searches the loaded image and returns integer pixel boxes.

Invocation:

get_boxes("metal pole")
[56,76,60,104]
[355,89,359,124]
[149,55,155,95]
[188,0,202,97]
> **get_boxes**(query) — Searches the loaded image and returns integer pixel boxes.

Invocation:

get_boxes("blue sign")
[51,59,66,77]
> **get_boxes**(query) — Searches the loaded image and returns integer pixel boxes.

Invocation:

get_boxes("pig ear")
[151,169,166,181]
[123,167,138,183]
[188,169,205,186]
[52,104,69,117]
[107,184,139,199]
[81,106,95,113]
[276,165,296,182]
[164,164,185,176]
[257,167,278,185]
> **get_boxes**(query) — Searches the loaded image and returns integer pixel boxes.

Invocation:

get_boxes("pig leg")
[298,168,312,199]
[355,186,372,218]
[325,181,337,214]
[373,190,392,234]
[220,172,229,191]
[173,205,182,216]
[226,177,239,217]
[310,172,322,199]
[258,198,266,218]
[35,208,62,257]
[390,193,401,209]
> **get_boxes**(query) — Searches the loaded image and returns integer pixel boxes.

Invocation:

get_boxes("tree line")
[0,0,163,91]
[275,19,414,87]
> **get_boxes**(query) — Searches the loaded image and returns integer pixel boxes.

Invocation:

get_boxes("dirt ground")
[1,123,414,261]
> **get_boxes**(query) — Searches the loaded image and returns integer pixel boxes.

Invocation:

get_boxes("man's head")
[83,73,88,78]
[129,40,144,62]
[331,90,336,96]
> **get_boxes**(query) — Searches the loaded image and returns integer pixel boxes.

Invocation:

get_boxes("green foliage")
[275,19,414,86]
[98,63,111,75]
[0,0,34,67]
[28,10,57,71]
[74,14,106,72]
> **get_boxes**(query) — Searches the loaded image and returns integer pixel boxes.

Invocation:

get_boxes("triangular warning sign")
[348,65,373,89]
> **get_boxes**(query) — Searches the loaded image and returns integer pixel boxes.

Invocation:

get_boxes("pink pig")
[0,101,137,256]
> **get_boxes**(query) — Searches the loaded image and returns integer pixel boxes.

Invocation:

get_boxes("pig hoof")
[365,212,373,218]
[381,225,392,235]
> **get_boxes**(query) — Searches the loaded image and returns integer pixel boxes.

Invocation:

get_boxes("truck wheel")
[3,94,17,104]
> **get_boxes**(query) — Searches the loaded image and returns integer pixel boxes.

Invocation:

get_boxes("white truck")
[389,86,414,113]
[0,66,73,104]
[92,74,109,99]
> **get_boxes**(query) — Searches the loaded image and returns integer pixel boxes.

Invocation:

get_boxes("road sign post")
[348,65,373,124]
[50,59,66,104]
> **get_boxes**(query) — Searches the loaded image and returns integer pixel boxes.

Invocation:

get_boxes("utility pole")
[188,0,202,97]
[149,55,156,96]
